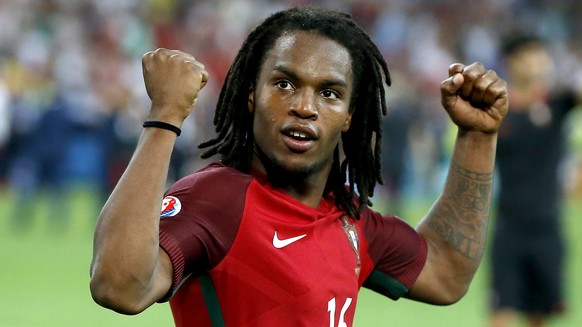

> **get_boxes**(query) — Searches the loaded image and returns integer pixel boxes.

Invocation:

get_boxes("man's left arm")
[406,62,508,304]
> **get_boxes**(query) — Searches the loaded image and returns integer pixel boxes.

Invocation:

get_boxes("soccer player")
[90,6,508,326]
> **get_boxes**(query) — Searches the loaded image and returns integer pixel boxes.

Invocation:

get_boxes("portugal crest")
[340,216,361,276]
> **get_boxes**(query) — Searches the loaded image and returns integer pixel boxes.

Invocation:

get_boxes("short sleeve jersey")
[159,162,427,327]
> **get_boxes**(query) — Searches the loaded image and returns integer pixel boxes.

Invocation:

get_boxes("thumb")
[440,73,463,110]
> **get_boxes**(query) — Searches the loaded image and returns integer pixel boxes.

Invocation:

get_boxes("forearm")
[90,127,175,312]
[417,129,496,293]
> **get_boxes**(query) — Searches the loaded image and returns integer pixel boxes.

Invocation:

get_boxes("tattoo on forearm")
[427,162,493,260]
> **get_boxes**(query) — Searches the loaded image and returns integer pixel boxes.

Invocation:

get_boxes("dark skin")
[249,32,354,206]
[90,31,508,314]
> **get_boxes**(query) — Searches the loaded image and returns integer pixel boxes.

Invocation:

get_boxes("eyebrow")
[273,65,348,89]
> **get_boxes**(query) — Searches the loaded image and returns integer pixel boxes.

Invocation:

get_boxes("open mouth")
[281,125,317,152]
[284,130,315,141]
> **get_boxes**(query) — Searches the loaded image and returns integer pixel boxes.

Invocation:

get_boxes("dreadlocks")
[199,5,391,218]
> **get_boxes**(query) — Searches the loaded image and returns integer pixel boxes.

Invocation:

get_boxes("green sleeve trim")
[364,269,410,299]
[200,273,226,327]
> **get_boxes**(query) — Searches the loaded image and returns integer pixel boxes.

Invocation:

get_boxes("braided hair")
[199,5,391,218]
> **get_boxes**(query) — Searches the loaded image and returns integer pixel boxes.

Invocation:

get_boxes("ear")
[248,87,255,113]
[342,106,355,132]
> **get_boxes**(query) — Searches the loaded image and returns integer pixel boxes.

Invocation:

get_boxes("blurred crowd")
[1,0,581,224]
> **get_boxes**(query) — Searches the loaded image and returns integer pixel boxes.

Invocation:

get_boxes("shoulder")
[168,162,253,194]
[550,90,578,119]
[162,162,254,219]
[360,207,425,260]
[360,207,414,237]
[359,207,427,296]
[159,163,253,274]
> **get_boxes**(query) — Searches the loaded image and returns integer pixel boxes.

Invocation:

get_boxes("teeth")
[289,131,308,139]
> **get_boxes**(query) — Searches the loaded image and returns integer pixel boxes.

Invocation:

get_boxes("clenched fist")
[440,62,508,134]
[142,48,209,127]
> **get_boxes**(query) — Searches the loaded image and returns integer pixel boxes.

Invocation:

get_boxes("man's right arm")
[89,49,208,314]
[90,127,177,314]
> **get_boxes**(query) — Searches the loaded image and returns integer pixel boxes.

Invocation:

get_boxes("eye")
[275,80,293,90]
[321,89,340,99]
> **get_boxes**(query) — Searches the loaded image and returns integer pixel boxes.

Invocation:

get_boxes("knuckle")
[142,51,155,62]
[473,76,489,90]
[463,62,485,78]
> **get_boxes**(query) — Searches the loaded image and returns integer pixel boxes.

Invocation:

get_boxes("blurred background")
[0,0,581,326]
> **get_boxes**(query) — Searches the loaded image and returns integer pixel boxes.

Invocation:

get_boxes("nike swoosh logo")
[272,231,307,249]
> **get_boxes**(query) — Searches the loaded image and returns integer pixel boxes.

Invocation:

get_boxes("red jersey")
[159,163,427,326]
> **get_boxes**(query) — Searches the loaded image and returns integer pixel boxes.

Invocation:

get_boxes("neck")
[250,155,330,208]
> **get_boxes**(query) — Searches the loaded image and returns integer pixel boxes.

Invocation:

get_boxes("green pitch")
[1,187,580,327]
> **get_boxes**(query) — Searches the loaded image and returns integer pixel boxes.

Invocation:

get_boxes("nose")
[289,89,318,120]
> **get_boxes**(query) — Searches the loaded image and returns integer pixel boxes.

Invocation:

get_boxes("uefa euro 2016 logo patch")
[161,196,181,218]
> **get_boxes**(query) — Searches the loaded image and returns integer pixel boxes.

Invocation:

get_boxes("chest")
[206,202,370,326]
[218,208,368,294]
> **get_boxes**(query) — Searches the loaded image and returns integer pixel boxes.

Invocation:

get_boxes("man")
[490,35,579,327]
[90,6,508,326]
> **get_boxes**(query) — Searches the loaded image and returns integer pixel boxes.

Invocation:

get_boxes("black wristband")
[143,121,181,136]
